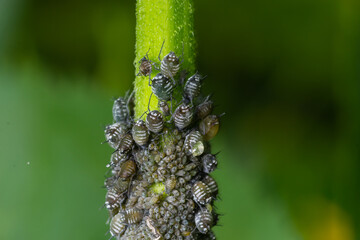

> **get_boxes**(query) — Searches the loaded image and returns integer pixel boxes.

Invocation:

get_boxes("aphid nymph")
[158,40,183,84]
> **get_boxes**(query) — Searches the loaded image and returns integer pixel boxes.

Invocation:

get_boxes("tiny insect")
[137,49,155,85]
[124,208,143,224]
[118,159,137,179]
[159,100,170,116]
[201,154,217,173]
[199,114,221,141]
[202,175,218,196]
[183,72,206,104]
[192,181,212,205]
[112,91,134,124]
[115,177,130,193]
[104,123,127,149]
[151,73,175,102]
[158,41,183,84]
[132,120,149,146]
[108,151,128,169]
[196,95,213,120]
[173,103,193,130]
[184,130,203,156]
[104,176,117,189]
[144,216,162,240]
[105,188,124,210]
[195,209,213,234]
[117,133,134,153]
[165,175,177,194]
[110,212,127,238]
[146,110,164,133]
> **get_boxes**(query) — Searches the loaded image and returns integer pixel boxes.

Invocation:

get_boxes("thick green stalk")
[134,0,196,118]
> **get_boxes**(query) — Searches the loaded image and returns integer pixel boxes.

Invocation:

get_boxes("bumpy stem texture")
[134,0,196,118]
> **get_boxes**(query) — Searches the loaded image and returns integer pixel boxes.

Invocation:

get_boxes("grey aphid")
[117,133,134,154]
[195,209,213,234]
[201,154,217,173]
[184,130,203,156]
[112,91,134,124]
[146,110,164,133]
[151,73,175,102]
[196,95,213,120]
[173,103,193,130]
[132,120,150,146]
[158,40,183,84]
[184,73,206,103]
[104,123,127,149]
[110,212,127,238]
[192,181,212,205]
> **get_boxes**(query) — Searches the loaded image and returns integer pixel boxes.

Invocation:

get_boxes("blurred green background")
[0,0,359,239]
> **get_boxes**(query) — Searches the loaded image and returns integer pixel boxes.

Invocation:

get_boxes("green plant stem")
[134,0,196,118]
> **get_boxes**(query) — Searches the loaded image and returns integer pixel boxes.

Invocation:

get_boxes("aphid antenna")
[107,235,114,240]
[218,112,226,118]
[99,203,106,210]
[214,151,221,156]
[112,148,120,155]
[158,40,165,62]
[127,175,135,199]
[147,92,153,112]
[101,139,110,144]
[126,90,135,117]
[189,225,198,235]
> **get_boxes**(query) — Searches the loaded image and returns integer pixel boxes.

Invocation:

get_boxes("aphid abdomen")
[109,151,129,168]
[184,130,203,156]
[201,154,218,173]
[195,209,213,234]
[113,97,129,123]
[173,103,193,130]
[104,123,127,149]
[132,120,149,146]
[151,73,174,101]
[192,181,212,205]
[105,188,122,210]
[199,115,220,141]
[117,133,134,153]
[146,110,164,133]
[144,216,162,240]
[139,58,152,77]
[125,208,143,224]
[196,96,213,120]
[202,175,218,196]
[119,159,137,179]
[110,212,127,237]
[160,52,181,82]
[184,73,203,102]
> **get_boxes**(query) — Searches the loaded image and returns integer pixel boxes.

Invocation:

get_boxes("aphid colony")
[103,46,222,240]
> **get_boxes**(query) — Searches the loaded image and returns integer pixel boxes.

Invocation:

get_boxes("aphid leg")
[158,40,165,62]
[127,176,134,199]
[148,68,152,86]
[169,72,176,85]
[147,92,153,112]
[101,139,110,144]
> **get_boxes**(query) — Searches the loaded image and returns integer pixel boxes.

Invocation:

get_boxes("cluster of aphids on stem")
[103,42,223,240]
